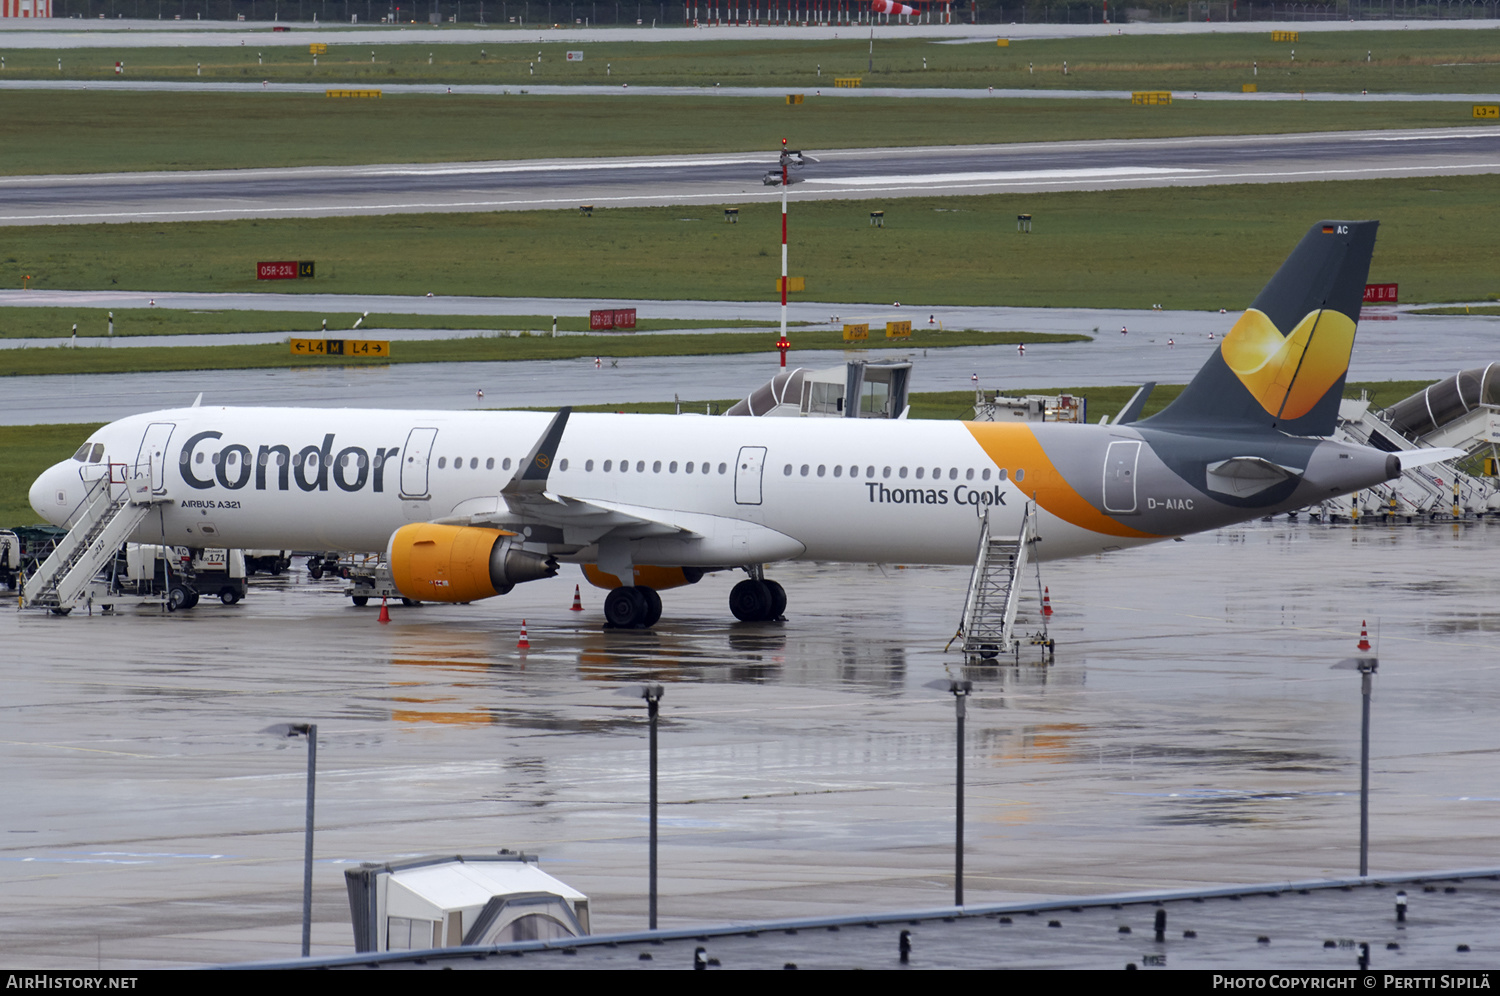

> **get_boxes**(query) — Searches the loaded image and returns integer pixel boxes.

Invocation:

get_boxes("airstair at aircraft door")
[21,466,162,613]
[955,503,1048,661]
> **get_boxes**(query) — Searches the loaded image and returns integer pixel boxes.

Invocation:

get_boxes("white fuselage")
[31,407,1149,568]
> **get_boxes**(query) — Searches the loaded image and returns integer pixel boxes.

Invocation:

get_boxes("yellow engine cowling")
[388,523,557,603]
[581,564,705,591]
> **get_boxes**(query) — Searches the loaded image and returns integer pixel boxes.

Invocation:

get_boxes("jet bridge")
[725,360,912,419]
[1306,365,1500,522]
[345,853,589,953]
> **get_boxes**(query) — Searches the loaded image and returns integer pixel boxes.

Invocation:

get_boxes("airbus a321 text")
[29,221,1455,628]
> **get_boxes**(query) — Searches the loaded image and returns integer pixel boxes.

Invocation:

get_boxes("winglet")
[504,407,571,495]
[1114,382,1156,425]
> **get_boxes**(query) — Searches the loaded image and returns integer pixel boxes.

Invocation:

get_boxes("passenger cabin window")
[784,464,793,476]
[437,457,447,469]
[559,458,569,471]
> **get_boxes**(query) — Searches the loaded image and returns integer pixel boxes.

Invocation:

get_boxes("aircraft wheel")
[729,579,772,622]
[604,586,647,628]
[183,590,200,610]
[220,588,241,606]
[168,584,192,611]
[764,579,787,620]
[640,587,663,628]
[307,562,324,580]
[351,595,369,607]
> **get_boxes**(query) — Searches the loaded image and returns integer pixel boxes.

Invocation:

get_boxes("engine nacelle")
[387,523,557,603]
[582,564,706,591]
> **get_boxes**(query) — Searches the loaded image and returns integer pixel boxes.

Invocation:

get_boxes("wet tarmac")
[2,292,1495,425]
[2,516,1498,967]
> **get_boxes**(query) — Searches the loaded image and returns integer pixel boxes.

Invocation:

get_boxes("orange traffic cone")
[1042,586,1053,617]
[1357,620,1371,652]
[570,584,583,611]
[517,619,531,650]
[378,598,390,624]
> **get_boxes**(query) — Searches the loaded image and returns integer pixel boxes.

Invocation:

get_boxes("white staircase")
[22,471,159,613]
[957,503,1048,661]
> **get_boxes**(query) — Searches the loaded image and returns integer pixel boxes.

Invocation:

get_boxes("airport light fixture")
[924,677,974,906]
[617,683,665,929]
[262,722,318,957]
[1331,657,1378,877]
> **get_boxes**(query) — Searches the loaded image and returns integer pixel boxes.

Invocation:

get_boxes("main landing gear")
[599,573,787,628]
[603,585,663,629]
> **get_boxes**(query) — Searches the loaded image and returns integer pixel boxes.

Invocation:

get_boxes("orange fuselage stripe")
[963,422,1159,540]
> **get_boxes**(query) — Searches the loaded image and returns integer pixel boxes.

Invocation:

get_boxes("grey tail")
[1142,220,1378,437]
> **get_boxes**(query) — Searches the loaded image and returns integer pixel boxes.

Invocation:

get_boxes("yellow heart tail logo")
[1219,308,1356,421]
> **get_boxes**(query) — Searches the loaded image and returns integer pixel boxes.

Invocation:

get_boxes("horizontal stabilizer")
[1396,447,1467,471]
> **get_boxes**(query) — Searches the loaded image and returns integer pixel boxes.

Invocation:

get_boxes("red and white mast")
[777,138,791,368]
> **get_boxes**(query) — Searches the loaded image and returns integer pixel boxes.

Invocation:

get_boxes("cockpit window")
[89,443,105,463]
[72,444,91,461]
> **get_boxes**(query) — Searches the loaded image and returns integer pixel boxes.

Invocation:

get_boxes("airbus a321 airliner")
[29,221,1450,628]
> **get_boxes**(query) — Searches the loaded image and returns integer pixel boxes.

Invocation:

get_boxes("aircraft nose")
[29,463,71,525]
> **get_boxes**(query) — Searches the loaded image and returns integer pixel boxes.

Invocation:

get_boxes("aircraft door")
[400,427,439,499]
[734,446,766,506]
[135,422,176,494]
[1102,440,1141,514]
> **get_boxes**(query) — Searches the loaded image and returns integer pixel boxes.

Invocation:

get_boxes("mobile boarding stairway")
[20,465,167,614]
[952,503,1052,664]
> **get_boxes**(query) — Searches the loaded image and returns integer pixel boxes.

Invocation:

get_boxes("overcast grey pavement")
[2,518,1497,967]
[4,18,1499,47]
[5,128,1499,225]
[1,290,1493,424]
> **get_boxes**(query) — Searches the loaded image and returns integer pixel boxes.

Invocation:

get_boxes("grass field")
[8,176,1500,315]
[0,377,1437,528]
[4,90,1489,176]
[8,31,1499,92]
[0,327,1077,377]
[0,307,796,340]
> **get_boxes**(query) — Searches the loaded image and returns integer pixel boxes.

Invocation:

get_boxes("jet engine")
[387,523,557,603]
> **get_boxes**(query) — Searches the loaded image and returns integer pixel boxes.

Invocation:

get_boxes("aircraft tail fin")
[1142,220,1378,437]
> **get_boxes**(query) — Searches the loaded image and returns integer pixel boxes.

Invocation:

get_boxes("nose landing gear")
[729,578,786,623]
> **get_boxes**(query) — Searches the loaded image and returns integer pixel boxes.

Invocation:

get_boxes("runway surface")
[1,289,1493,425]
[5,127,1498,225]
[4,18,1497,48]
[3,518,1497,967]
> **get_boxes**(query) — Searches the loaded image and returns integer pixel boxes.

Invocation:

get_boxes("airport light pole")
[618,683,665,928]
[1332,657,1378,877]
[925,677,973,906]
[263,722,318,956]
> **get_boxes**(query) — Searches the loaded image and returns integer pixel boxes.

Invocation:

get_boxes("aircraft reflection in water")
[33,222,1455,629]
